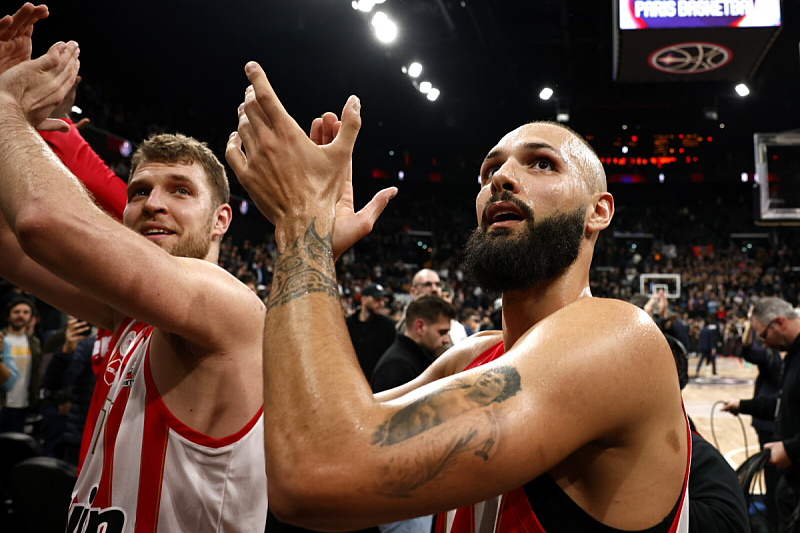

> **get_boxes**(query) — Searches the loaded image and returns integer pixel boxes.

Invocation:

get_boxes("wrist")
[274,212,334,253]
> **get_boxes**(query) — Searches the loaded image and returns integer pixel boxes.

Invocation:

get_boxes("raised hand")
[63,316,91,353]
[227,62,357,240]
[309,111,396,260]
[0,3,49,74]
[0,40,80,132]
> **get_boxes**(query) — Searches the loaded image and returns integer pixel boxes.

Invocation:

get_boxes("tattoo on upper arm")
[372,366,521,496]
[267,218,338,310]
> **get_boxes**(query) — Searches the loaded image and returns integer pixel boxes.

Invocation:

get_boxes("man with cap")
[346,283,397,380]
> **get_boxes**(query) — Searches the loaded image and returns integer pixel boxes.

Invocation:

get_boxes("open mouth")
[485,201,527,228]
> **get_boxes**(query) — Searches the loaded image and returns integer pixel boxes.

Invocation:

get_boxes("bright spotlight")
[427,88,440,101]
[408,62,422,78]
[353,0,383,12]
[621,146,629,154]
[71,105,83,115]
[556,111,570,123]
[658,173,665,183]
[735,83,750,97]
[741,172,748,182]
[419,81,432,94]
[371,12,397,43]
[539,87,554,100]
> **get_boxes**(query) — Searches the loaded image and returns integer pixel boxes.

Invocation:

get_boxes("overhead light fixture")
[735,83,750,97]
[539,87,554,100]
[407,62,422,78]
[427,88,440,101]
[556,111,570,123]
[352,0,385,12]
[71,105,83,115]
[371,12,397,43]
[419,81,432,93]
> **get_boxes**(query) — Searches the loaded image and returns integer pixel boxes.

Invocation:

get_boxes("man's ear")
[586,192,614,233]
[213,203,233,237]
[413,318,427,337]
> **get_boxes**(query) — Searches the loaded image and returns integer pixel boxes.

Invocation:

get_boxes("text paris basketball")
[635,0,755,19]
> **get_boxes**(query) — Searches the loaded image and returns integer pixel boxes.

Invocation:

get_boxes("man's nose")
[489,160,522,195]
[143,189,168,213]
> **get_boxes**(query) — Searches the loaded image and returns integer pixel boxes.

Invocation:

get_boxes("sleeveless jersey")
[67,318,267,533]
[436,342,691,533]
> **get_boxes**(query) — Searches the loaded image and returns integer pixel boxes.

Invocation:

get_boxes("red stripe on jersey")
[496,487,545,533]
[94,378,132,508]
[134,386,170,533]
[93,321,147,508]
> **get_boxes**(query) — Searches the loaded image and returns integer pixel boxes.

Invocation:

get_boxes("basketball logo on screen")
[648,42,732,73]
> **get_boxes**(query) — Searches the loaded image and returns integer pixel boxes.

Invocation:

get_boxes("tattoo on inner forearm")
[268,218,338,310]
[373,366,520,496]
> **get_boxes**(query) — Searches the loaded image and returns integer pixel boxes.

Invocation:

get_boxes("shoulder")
[438,330,504,375]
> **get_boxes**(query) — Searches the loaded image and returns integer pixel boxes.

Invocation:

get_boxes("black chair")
[8,456,77,533]
[0,432,42,491]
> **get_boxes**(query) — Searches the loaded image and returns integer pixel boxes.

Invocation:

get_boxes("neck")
[500,253,593,349]
[7,326,26,336]
[359,307,371,321]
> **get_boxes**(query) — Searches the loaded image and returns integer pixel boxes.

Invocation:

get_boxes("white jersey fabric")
[67,318,267,533]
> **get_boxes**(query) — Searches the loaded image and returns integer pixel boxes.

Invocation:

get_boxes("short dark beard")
[461,193,586,293]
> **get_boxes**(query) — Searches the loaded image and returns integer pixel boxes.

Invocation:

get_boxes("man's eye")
[176,188,190,195]
[534,159,553,170]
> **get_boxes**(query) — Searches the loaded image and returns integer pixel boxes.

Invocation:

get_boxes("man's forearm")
[0,97,93,232]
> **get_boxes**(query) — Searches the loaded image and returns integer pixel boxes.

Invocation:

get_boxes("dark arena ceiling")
[29,0,800,199]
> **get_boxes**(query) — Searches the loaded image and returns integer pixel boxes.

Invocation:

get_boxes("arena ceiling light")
[427,88,440,101]
[539,87,554,100]
[371,12,397,43]
[735,83,750,97]
[419,81,432,93]
[407,62,423,78]
[352,0,385,12]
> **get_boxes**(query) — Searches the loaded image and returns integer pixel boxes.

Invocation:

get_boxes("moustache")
[480,191,534,227]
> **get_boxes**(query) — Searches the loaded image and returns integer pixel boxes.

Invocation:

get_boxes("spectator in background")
[346,283,397,380]
[42,319,97,466]
[372,294,456,393]
[0,331,19,392]
[696,314,722,377]
[40,316,91,458]
[0,296,42,433]
[409,268,467,353]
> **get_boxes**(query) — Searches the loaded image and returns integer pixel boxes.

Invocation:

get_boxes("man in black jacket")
[724,297,800,532]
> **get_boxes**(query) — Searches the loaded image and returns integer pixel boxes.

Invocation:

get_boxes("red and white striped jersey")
[435,342,690,533]
[68,318,267,533]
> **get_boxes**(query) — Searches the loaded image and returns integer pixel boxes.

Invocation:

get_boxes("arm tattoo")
[267,218,338,310]
[372,366,520,496]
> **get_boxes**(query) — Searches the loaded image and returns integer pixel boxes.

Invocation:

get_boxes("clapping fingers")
[0,3,48,74]
[25,40,81,131]
[0,3,48,39]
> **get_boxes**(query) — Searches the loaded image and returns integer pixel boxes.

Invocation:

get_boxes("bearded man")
[228,61,690,533]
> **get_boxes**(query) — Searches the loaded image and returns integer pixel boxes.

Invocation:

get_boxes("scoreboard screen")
[619,0,781,29]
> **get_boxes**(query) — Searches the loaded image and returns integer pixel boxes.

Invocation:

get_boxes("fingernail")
[351,95,361,114]
[245,62,256,74]
[229,131,237,139]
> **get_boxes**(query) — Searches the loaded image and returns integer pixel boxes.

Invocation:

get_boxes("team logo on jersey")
[68,486,127,533]
[104,331,138,386]
[122,368,135,387]
[103,358,122,387]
